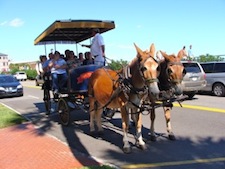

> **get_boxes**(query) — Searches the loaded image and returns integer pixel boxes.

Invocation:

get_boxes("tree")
[107,59,128,70]
[197,54,224,62]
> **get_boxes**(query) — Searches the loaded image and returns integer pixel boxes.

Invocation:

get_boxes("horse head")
[130,43,160,100]
[159,49,186,96]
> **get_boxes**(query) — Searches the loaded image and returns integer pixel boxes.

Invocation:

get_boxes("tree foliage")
[25,69,37,80]
[196,54,224,62]
[8,63,37,79]
[107,59,128,70]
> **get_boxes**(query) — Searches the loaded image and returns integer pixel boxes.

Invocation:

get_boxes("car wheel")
[35,80,39,86]
[213,83,225,97]
[184,92,196,99]
[187,93,195,99]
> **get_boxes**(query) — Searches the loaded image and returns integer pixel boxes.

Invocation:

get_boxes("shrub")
[25,70,37,80]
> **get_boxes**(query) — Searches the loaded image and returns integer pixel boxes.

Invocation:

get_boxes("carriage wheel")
[43,89,51,115]
[57,98,70,126]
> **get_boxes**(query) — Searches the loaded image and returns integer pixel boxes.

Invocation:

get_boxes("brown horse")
[149,49,186,141]
[88,43,160,153]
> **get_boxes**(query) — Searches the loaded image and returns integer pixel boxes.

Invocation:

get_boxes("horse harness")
[98,57,158,113]
[158,60,185,107]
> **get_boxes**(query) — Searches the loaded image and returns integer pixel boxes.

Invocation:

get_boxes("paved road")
[1,80,225,169]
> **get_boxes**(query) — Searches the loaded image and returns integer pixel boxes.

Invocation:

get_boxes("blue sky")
[1,0,225,63]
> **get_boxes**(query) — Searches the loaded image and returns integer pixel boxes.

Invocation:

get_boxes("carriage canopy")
[34,19,115,45]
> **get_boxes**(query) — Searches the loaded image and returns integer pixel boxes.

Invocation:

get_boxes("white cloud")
[0,18,24,27]
[9,18,24,27]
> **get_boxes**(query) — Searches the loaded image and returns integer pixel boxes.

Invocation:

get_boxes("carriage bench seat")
[67,64,102,94]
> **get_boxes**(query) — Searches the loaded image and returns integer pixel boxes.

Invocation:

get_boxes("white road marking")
[28,95,39,99]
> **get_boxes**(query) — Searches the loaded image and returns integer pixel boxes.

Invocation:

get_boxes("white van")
[14,71,27,81]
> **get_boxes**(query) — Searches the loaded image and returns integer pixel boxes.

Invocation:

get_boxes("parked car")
[199,61,225,97]
[0,75,23,98]
[35,75,44,86]
[14,71,27,81]
[181,61,207,99]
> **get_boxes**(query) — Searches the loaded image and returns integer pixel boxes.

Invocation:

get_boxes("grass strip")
[0,103,27,129]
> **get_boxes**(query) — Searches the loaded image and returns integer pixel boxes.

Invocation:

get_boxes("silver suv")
[199,61,225,97]
[181,61,207,99]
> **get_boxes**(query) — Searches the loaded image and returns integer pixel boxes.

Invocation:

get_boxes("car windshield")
[0,76,18,83]
[183,63,201,73]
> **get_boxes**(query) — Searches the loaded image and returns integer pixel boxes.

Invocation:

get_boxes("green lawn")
[0,103,27,129]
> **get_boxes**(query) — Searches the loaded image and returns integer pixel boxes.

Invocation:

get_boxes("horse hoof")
[138,144,147,150]
[169,134,176,140]
[150,135,157,142]
[123,147,132,154]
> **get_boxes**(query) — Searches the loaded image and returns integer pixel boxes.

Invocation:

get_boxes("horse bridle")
[138,57,159,85]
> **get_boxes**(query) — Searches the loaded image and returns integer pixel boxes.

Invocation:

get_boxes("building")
[0,53,10,72]
[10,61,37,70]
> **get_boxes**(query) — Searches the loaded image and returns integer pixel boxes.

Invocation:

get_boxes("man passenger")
[48,51,68,98]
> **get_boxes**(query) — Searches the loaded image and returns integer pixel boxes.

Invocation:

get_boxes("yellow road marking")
[23,85,40,89]
[173,103,225,113]
[25,84,225,113]
[121,157,225,169]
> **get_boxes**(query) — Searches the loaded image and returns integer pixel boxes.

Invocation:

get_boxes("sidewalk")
[0,122,101,169]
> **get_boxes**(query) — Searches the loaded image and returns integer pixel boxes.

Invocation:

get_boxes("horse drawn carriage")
[35,19,188,153]
[34,19,116,125]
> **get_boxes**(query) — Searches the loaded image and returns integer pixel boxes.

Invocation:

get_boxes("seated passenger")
[78,52,84,66]
[36,55,46,80]
[42,53,54,90]
[83,51,94,65]
[67,50,80,69]
[49,51,68,97]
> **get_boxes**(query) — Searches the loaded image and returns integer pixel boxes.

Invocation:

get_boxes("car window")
[214,63,225,73]
[201,63,214,73]
[0,76,18,83]
[183,63,201,73]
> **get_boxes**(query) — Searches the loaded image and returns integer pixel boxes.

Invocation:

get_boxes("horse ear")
[160,50,170,60]
[149,43,155,57]
[177,49,184,59]
[134,43,144,59]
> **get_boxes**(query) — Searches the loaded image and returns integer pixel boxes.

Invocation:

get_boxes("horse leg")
[121,106,132,153]
[150,108,157,141]
[130,109,136,127]
[163,106,176,140]
[133,109,146,150]
[95,107,104,134]
[89,98,96,133]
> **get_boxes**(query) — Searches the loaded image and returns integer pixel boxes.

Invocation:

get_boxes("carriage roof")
[34,19,115,45]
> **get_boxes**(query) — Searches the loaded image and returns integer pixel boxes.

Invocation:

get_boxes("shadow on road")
[12,99,225,169]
